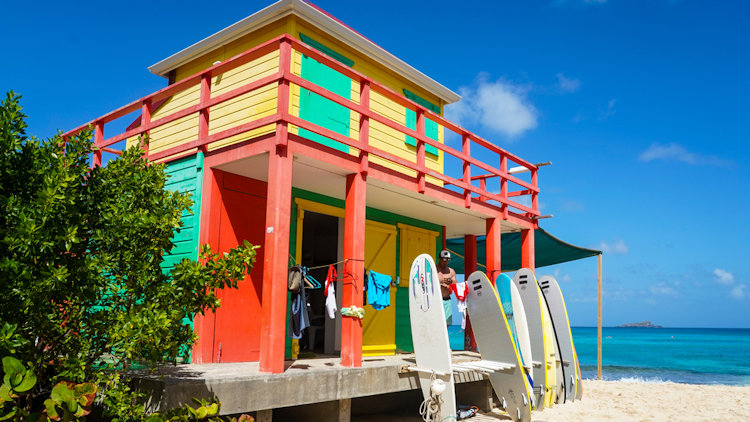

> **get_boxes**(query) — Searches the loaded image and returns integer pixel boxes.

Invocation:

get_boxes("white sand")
[528,379,750,422]
[354,379,750,421]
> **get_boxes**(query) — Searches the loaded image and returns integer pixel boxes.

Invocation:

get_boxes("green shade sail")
[446,228,601,274]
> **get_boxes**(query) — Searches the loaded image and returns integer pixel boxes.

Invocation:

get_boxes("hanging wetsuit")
[289,274,310,339]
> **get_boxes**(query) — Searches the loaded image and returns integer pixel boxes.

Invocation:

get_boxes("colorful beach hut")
[63,0,546,375]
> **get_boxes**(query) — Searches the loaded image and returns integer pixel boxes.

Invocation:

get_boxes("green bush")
[0,91,257,421]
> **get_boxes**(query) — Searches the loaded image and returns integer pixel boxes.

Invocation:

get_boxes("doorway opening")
[300,211,341,355]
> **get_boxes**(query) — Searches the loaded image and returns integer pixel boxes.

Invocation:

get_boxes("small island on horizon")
[617,320,663,328]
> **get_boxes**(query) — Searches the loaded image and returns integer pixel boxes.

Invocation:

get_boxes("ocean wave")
[607,375,669,384]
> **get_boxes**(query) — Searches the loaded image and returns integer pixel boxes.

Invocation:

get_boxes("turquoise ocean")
[572,327,750,386]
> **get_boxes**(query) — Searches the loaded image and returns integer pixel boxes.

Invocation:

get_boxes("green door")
[299,55,351,153]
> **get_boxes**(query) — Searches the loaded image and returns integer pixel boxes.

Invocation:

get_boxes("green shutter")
[298,36,353,153]
[162,153,204,272]
[403,90,440,156]
[405,110,439,156]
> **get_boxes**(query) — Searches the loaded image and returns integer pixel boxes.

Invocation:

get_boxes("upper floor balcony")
[62,34,542,236]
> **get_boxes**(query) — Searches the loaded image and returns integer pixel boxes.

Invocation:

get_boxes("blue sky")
[3,1,749,328]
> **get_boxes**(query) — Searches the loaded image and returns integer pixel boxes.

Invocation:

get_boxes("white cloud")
[730,284,747,300]
[599,98,616,119]
[553,268,573,283]
[597,239,628,254]
[446,74,538,139]
[649,282,679,297]
[713,268,735,285]
[638,142,732,167]
[556,73,581,93]
[562,200,585,212]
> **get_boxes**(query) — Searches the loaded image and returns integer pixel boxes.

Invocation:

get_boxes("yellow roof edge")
[147,0,461,104]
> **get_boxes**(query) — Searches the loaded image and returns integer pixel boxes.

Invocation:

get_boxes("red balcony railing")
[62,34,540,220]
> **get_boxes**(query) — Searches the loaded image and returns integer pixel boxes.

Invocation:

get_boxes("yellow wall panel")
[148,113,200,154]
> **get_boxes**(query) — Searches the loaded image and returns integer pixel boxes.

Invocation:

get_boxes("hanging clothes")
[450,282,469,329]
[289,275,310,339]
[325,264,337,319]
[367,270,392,310]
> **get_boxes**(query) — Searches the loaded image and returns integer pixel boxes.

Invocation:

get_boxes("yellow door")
[398,224,439,287]
[362,221,398,356]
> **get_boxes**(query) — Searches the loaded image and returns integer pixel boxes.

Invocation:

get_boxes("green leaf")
[0,384,12,403]
[44,398,60,419]
[51,382,75,409]
[13,366,36,392]
[0,408,17,421]
[1,357,24,384]
[195,406,208,419]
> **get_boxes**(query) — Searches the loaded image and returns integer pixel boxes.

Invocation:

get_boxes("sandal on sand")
[457,406,479,420]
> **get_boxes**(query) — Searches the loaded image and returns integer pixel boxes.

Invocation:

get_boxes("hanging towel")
[367,270,392,310]
[289,278,310,339]
[325,265,337,319]
[450,282,469,329]
[341,306,365,319]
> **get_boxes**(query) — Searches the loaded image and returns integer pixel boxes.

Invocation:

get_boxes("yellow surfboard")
[540,275,581,403]
[512,268,554,409]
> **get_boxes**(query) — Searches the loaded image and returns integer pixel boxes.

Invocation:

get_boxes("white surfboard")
[512,268,550,409]
[539,275,581,403]
[466,271,531,422]
[409,254,456,420]
[496,274,534,396]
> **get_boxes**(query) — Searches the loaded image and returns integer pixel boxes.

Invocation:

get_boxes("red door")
[212,171,267,362]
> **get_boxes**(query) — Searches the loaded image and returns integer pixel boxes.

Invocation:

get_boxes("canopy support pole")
[521,228,535,270]
[597,253,603,380]
[485,218,502,286]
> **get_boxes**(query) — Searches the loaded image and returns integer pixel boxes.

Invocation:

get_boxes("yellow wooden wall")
[135,14,445,178]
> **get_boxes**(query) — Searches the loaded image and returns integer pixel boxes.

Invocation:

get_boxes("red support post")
[259,144,293,373]
[198,74,211,153]
[531,168,539,217]
[341,172,366,367]
[193,167,223,363]
[485,218,501,286]
[500,153,508,220]
[521,228,535,270]
[93,121,103,167]
[462,134,471,208]
[358,80,370,174]
[464,234,478,351]
[141,100,152,157]
[276,39,291,148]
[416,109,425,193]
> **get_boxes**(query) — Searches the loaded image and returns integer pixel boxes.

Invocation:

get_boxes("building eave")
[147,0,461,104]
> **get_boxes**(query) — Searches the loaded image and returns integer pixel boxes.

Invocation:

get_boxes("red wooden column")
[93,121,103,167]
[259,143,292,373]
[258,38,293,373]
[521,228,535,270]
[464,235,478,351]
[341,172,366,367]
[486,218,502,286]
[193,167,223,363]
